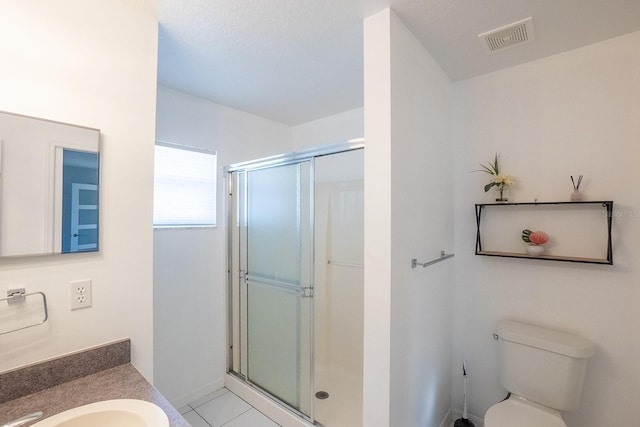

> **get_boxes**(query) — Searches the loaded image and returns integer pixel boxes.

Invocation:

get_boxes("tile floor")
[179,388,280,427]
[179,388,463,427]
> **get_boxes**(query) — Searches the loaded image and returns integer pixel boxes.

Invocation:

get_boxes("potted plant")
[476,153,515,202]
[522,229,549,256]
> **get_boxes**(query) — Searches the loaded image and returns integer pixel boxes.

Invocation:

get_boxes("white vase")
[525,245,544,256]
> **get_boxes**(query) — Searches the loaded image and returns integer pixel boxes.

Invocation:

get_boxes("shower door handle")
[246,275,313,298]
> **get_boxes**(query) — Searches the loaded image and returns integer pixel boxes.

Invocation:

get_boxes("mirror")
[0,111,100,258]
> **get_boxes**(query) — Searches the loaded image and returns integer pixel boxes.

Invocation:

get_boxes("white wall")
[291,107,363,151]
[363,10,393,425]
[452,31,640,426]
[154,86,291,406]
[387,11,454,427]
[363,9,454,427]
[0,0,157,378]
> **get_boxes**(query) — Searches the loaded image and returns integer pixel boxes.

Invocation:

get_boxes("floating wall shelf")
[475,201,613,265]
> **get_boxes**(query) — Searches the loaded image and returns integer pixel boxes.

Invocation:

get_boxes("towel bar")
[411,251,455,268]
[0,289,49,335]
[327,260,364,269]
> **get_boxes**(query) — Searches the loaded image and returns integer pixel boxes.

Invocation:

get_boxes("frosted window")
[153,143,217,227]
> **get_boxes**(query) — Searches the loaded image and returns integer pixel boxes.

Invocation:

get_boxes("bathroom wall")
[154,88,366,407]
[0,1,158,378]
[154,86,292,406]
[363,9,454,427]
[362,12,392,424]
[291,107,364,151]
[452,31,640,426]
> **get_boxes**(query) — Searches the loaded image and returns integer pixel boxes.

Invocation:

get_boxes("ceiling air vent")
[478,17,535,53]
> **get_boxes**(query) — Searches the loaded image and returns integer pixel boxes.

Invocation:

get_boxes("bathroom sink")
[31,399,169,427]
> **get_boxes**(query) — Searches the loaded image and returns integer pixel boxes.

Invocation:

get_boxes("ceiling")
[156,0,640,126]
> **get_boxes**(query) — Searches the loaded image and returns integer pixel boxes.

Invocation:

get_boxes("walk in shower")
[226,144,363,426]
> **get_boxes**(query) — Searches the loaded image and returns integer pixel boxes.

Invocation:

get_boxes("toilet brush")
[454,360,475,427]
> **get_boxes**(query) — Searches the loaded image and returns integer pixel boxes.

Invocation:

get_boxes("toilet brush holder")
[454,361,475,427]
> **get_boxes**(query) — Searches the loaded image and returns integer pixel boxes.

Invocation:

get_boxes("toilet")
[484,319,594,427]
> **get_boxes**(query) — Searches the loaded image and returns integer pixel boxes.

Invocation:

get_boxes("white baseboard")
[438,408,452,427]
[169,376,225,409]
[451,408,484,427]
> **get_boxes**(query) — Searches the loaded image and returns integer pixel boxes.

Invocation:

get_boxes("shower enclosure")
[226,143,363,426]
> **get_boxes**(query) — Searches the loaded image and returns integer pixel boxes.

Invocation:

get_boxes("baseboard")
[438,408,452,427]
[451,408,484,427]
[169,376,225,409]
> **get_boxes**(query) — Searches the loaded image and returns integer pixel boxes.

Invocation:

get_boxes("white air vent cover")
[478,17,535,53]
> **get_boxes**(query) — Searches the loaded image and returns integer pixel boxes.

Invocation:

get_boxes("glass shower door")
[243,161,313,417]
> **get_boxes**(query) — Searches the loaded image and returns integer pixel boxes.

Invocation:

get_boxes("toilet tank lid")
[496,320,594,358]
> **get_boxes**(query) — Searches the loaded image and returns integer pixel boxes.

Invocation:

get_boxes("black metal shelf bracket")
[474,200,614,265]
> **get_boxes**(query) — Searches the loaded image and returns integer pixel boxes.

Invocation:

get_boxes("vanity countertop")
[0,363,189,427]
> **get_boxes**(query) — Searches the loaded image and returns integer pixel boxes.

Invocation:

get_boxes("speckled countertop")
[0,363,190,427]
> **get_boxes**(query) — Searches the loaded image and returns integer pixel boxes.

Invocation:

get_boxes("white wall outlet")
[70,279,92,310]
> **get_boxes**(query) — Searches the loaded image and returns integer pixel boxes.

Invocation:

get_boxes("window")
[153,142,217,227]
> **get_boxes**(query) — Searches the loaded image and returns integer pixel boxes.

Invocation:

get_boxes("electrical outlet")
[70,279,92,310]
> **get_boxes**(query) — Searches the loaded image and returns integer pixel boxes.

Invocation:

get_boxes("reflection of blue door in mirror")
[61,149,99,253]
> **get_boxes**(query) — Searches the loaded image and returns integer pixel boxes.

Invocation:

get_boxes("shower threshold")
[225,372,315,427]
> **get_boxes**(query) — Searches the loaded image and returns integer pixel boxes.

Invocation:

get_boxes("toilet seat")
[484,395,567,427]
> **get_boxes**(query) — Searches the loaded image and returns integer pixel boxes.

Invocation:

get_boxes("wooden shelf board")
[476,250,611,265]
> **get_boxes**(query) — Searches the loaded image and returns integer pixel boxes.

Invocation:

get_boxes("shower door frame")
[225,142,364,423]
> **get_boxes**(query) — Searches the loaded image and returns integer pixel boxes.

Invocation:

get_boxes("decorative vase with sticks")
[571,175,583,201]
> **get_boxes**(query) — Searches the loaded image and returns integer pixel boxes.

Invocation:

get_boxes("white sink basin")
[32,399,169,427]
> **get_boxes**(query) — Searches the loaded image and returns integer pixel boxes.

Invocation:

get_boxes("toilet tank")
[495,320,594,411]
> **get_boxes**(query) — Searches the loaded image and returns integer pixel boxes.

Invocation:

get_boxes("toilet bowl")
[484,395,566,427]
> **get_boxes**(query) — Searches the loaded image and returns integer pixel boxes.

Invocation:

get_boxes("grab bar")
[411,251,455,268]
[0,289,49,336]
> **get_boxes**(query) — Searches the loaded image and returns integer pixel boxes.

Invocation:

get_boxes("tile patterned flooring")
[179,387,463,427]
[179,388,280,427]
